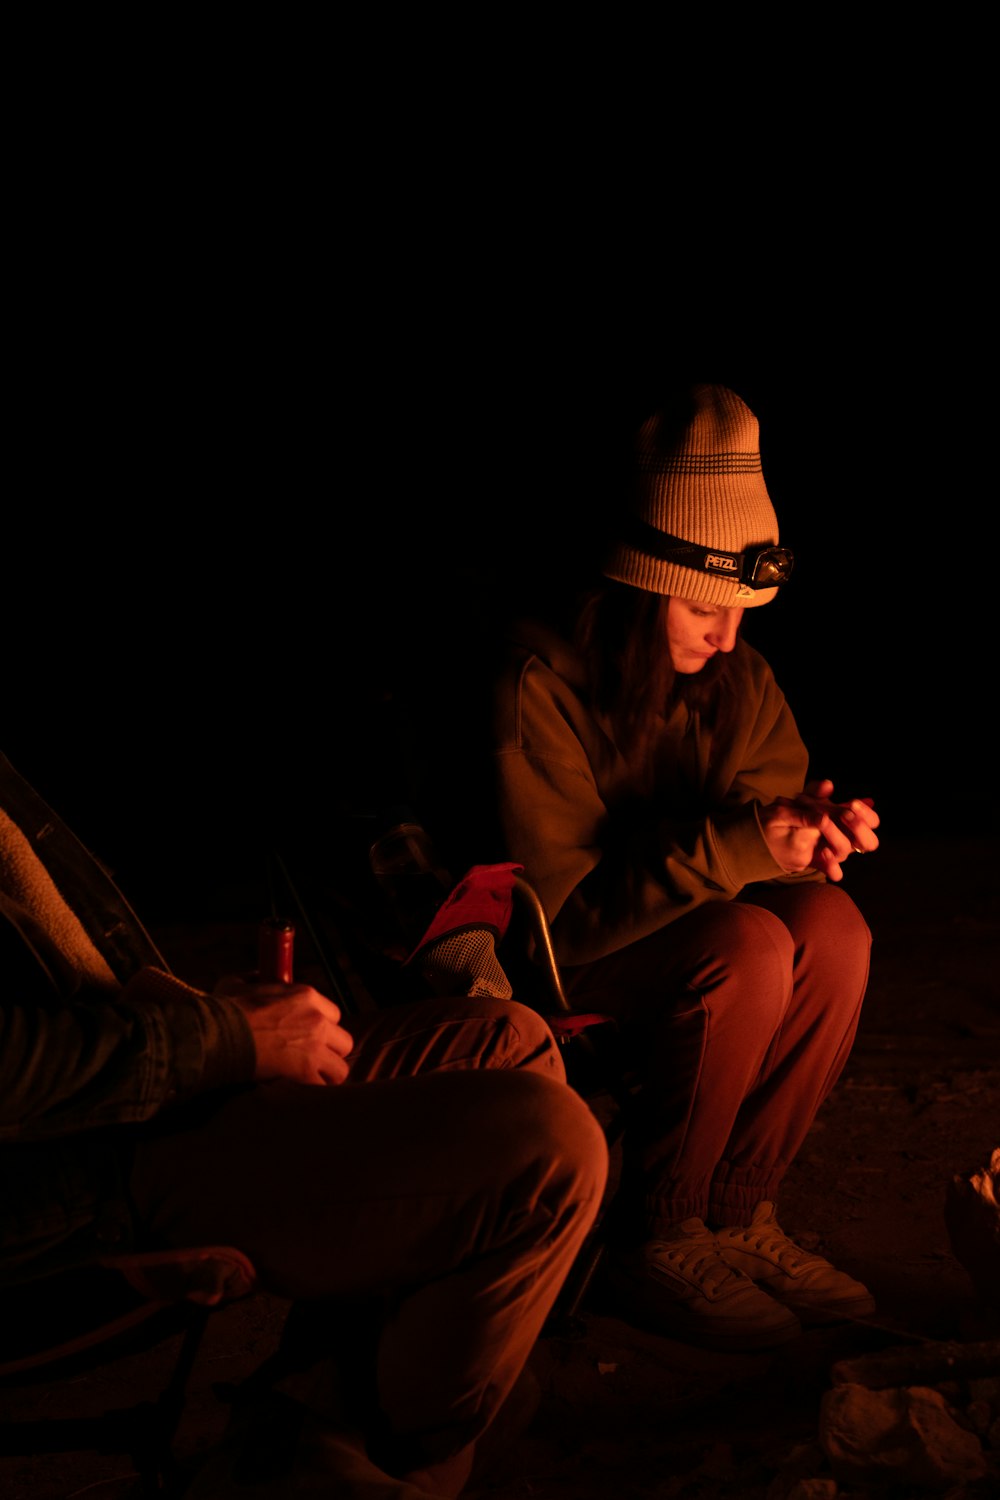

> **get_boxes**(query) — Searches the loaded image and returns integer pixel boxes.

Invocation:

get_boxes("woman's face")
[666,597,744,674]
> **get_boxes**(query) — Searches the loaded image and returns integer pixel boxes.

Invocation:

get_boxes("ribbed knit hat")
[603,384,786,609]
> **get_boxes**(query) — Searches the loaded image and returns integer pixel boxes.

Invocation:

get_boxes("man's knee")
[493,998,568,1079]
[478,1068,609,1205]
[348,996,567,1083]
[415,995,567,1080]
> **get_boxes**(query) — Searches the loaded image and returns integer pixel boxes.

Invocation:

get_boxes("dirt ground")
[2,832,998,1500]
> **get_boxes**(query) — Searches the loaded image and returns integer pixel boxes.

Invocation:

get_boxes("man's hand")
[215,977,354,1086]
[762,779,880,882]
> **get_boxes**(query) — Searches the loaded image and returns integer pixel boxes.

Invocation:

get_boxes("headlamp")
[623,519,794,590]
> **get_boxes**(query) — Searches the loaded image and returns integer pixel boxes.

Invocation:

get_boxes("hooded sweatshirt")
[484,618,822,968]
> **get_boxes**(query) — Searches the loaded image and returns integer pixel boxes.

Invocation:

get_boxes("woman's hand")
[761,779,880,882]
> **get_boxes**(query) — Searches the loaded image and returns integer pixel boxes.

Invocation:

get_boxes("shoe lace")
[661,1236,741,1290]
[730,1225,817,1270]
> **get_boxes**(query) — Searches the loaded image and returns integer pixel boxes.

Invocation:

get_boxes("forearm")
[0,969,255,1140]
[497,741,835,965]
[543,806,795,966]
[499,762,749,962]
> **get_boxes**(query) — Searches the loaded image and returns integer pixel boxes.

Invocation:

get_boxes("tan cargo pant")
[131,997,608,1497]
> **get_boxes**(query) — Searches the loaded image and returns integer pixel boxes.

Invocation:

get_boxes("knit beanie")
[603,384,787,609]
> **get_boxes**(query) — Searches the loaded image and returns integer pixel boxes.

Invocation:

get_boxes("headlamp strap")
[618,517,791,589]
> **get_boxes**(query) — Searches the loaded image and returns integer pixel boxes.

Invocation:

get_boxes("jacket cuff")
[120,968,256,1102]
[713,803,790,885]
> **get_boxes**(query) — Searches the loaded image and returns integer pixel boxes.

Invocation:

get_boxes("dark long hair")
[572,578,739,772]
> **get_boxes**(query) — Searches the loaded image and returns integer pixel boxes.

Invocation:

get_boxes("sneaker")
[605,1218,802,1353]
[713,1201,876,1325]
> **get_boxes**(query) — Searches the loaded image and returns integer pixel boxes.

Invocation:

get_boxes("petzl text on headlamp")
[622,519,793,590]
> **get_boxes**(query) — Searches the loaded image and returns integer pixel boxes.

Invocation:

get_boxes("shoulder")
[492,620,596,753]
[729,638,787,701]
[496,619,587,700]
[727,639,806,771]
[501,615,584,677]
[722,640,801,755]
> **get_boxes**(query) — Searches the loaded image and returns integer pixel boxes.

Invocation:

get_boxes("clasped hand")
[761,778,880,883]
[214,976,354,1087]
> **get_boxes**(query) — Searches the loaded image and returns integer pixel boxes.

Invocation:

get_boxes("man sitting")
[0,750,608,1497]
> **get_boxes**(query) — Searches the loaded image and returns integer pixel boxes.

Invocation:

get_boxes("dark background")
[7,316,986,924]
[6,82,992,923]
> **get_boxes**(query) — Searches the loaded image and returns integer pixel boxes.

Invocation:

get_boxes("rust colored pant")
[561,882,872,1239]
[130,997,608,1497]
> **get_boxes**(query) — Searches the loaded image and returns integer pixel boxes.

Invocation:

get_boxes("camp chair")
[0,1244,257,1498]
[266,818,638,1334]
[399,856,636,1332]
[406,858,632,1113]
